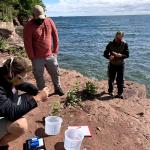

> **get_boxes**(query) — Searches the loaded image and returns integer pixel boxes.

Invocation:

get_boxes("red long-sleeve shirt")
[23,18,59,60]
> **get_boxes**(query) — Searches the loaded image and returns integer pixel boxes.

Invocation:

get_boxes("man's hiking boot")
[108,92,114,97]
[115,94,123,99]
[55,87,64,96]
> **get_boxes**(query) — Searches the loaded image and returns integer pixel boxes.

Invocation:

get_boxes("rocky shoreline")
[0,53,150,150]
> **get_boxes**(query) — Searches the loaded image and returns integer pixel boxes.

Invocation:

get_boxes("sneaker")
[115,94,123,99]
[54,87,64,96]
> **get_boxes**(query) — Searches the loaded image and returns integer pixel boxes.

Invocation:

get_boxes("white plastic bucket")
[45,116,63,135]
[64,129,84,150]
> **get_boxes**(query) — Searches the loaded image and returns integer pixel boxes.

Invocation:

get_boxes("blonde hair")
[115,31,124,37]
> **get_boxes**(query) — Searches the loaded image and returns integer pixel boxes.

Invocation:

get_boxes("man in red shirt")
[23,5,64,96]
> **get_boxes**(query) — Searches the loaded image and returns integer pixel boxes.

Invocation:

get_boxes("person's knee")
[7,118,28,136]
[116,78,123,84]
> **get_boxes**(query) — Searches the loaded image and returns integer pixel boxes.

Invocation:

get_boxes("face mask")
[35,19,44,25]
[115,38,122,44]
[117,39,122,43]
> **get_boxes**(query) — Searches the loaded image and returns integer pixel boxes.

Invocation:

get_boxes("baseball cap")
[33,5,45,19]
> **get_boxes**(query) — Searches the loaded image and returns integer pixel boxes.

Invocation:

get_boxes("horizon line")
[48,14,150,18]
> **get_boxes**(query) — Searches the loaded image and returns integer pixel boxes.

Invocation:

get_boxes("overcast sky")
[43,0,150,17]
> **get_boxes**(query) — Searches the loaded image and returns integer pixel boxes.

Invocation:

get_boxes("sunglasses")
[17,74,27,81]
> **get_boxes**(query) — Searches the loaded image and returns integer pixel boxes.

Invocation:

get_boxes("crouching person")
[0,57,49,145]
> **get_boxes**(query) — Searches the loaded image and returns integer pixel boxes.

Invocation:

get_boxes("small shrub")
[0,38,7,51]
[0,16,9,22]
[49,101,62,116]
[83,81,97,98]
[8,47,27,57]
[66,84,81,107]
[8,47,17,53]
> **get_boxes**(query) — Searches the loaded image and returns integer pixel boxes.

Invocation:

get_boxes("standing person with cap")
[23,5,64,96]
[104,31,129,99]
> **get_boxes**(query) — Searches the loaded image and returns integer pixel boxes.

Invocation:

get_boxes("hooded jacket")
[104,40,129,65]
[0,67,38,121]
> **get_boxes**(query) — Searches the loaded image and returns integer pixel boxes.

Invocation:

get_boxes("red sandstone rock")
[0,54,150,150]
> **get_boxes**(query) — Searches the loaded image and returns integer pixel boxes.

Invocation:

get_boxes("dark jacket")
[104,40,129,65]
[0,67,38,121]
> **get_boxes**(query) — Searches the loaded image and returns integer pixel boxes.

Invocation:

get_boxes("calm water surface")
[53,15,150,97]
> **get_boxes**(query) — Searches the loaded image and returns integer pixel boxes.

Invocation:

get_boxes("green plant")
[0,38,7,51]
[0,0,45,22]
[83,81,97,98]
[8,47,27,57]
[66,84,81,107]
[0,16,9,22]
[49,101,62,116]
[8,47,17,53]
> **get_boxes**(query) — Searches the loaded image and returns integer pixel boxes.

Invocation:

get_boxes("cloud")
[45,0,150,16]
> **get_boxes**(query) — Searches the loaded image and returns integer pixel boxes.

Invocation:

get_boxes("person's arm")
[0,86,49,121]
[15,82,38,96]
[49,18,59,55]
[122,43,129,59]
[23,22,35,60]
[104,42,112,59]
[0,87,37,121]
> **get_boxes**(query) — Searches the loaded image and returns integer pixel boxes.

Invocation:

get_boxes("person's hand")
[116,53,122,58]
[33,87,50,102]
[42,87,50,97]
[112,52,118,56]
[109,55,114,60]
[112,52,122,58]
[52,53,57,58]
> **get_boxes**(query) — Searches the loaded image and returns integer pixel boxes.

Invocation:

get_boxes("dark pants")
[108,63,124,95]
